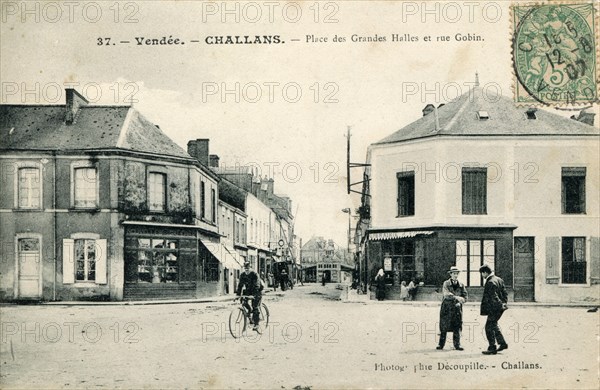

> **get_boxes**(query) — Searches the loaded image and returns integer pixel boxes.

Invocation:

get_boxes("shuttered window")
[63,238,107,284]
[562,237,586,284]
[462,168,487,215]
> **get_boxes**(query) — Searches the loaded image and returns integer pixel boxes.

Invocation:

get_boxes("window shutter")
[545,237,559,284]
[63,239,75,284]
[591,237,599,285]
[95,239,108,284]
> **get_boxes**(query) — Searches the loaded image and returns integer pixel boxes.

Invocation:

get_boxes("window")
[200,181,206,219]
[211,188,216,223]
[397,171,415,217]
[63,237,107,284]
[241,221,246,244]
[148,172,166,212]
[562,167,585,214]
[74,167,97,208]
[75,239,96,282]
[18,167,41,209]
[462,168,487,215]
[562,237,586,284]
[132,238,179,283]
[455,240,495,286]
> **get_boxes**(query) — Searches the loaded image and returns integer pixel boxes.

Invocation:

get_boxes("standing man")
[437,266,467,351]
[479,264,508,355]
[236,261,264,332]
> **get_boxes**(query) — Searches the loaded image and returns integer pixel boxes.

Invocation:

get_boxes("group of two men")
[437,264,509,355]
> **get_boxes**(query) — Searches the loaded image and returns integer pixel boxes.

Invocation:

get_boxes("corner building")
[356,87,599,303]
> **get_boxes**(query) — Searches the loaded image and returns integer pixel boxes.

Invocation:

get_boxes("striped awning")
[368,231,434,241]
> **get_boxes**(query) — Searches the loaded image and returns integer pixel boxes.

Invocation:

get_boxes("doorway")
[514,237,535,302]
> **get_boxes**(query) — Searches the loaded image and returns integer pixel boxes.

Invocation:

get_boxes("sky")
[2,0,596,246]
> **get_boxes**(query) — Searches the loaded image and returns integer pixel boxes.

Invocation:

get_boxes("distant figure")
[437,266,467,351]
[280,269,289,290]
[321,273,326,286]
[479,264,509,355]
[399,281,409,301]
[407,278,418,301]
[375,268,386,301]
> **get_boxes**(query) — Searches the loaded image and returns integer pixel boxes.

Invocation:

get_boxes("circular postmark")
[513,4,598,105]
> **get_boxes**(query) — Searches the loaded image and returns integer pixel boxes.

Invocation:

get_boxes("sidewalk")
[1,288,281,307]
[343,285,599,308]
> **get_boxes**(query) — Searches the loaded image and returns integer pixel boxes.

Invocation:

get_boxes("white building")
[357,87,599,303]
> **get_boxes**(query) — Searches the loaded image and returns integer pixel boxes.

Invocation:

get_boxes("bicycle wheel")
[229,307,246,339]
[255,303,269,333]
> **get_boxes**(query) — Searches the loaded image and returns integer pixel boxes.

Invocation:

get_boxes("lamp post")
[341,208,351,256]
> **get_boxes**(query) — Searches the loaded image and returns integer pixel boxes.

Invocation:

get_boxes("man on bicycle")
[236,261,263,331]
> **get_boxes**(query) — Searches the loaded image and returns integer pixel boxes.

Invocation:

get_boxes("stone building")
[0,89,227,301]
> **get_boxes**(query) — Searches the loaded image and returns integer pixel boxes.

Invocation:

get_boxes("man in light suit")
[479,264,508,355]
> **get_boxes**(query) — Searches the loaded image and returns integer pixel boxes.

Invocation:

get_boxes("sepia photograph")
[1,0,599,388]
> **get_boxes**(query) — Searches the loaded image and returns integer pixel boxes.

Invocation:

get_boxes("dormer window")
[526,108,537,120]
[477,111,490,120]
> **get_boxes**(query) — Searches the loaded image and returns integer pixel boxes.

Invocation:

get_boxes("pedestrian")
[280,268,288,291]
[479,264,509,355]
[437,266,467,351]
[321,273,326,286]
[407,278,418,301]
[399,281,409,301]
[375,268,386,301]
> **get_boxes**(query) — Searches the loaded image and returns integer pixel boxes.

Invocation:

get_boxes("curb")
[342,299,599,309]
[6,289,284,307]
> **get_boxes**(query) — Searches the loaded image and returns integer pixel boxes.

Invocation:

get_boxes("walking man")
[479,264,508,355]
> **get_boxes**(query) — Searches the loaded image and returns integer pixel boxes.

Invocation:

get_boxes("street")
[1,284,599,389]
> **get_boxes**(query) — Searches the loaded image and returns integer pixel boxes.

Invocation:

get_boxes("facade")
[300,237,353,283]
[355,87,599,303]
[212,165,298,283]
[0,89,231,301]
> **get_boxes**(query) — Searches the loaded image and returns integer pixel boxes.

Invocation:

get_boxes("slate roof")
[0,104,191,159]
[375,87,599,145]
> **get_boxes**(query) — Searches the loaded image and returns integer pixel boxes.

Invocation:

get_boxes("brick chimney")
[265,178,274,196]
[422,104,435,117]
[187,139,209,166]
[209,154,220,168]
[65,88,88,125]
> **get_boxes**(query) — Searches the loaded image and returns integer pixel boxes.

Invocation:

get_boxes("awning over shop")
[204,242,242,270]
[223,244,243,270]
[368,231,434,241]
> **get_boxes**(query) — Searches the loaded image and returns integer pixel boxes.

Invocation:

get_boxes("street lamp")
[341,208,351,255]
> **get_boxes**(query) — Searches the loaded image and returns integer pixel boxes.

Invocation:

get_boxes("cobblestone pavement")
[1,284,598,389]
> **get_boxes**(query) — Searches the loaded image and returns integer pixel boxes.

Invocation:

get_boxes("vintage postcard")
[1,0,599,389]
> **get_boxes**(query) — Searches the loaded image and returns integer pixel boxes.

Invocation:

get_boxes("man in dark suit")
[236,262,264,332]
[479,264,508,355]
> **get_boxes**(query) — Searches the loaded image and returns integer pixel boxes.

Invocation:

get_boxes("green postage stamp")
[512,2,599,105]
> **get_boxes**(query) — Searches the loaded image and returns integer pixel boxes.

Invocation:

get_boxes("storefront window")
[135,238,179,283]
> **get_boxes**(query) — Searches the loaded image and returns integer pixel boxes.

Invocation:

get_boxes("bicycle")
[228,296,270,338]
